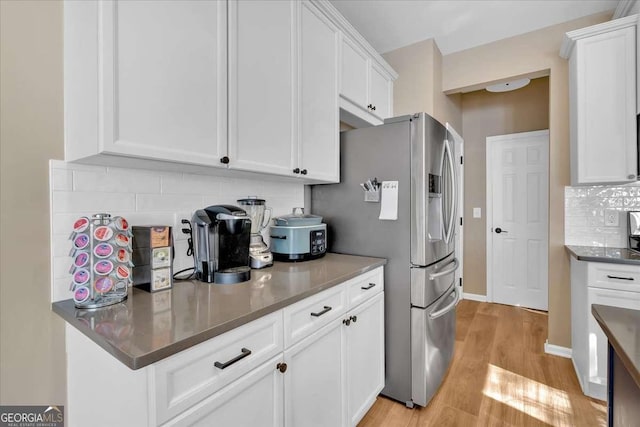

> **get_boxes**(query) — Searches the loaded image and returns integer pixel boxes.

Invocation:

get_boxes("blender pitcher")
[237,197,274,269]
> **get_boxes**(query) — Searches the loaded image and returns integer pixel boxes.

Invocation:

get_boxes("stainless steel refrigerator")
[310,113,459,408]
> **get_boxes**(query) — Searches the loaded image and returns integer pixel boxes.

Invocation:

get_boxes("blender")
[237,197,274,269]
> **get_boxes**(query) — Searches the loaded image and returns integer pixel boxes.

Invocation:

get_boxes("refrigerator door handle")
[428,285,459,320]
[428,258,459,280]
[444,139,457,244]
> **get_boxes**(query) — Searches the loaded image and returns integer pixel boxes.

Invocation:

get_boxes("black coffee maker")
[192,205,252,284]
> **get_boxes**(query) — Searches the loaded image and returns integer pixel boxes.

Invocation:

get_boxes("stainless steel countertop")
[591,304,640,389]
[565,245,640,265]
[52,253,386,370]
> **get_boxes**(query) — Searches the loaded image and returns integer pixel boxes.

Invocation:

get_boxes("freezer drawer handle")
[361,283,376,290]
[606,274,634,281]
[214,348,251,369]
[428,258,460,281]
[310,306,332,317]
[428,287,459,320]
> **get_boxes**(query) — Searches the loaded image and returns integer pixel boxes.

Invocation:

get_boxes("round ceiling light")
[485,78,531,93]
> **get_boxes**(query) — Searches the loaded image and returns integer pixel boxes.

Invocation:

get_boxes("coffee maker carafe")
[237,197,274,269]
[192,205,252,284]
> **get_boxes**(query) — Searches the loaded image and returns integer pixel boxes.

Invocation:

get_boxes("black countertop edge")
[565,245,640,265]
[52,255,387,370]
[591,304,640,389]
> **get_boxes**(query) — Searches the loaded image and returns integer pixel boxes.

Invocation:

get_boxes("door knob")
[293,168,300,174]
[495,227,508,234]
[300,169,308,175]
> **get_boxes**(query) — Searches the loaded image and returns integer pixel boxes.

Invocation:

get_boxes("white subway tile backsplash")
[51,169,73,191]
[136,193,202,212]
[53,191,136,213]
[74,169,161,193]
[565,183,640,247]
[50,161,305,302]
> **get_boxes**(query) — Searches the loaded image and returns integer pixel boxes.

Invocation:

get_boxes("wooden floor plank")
[358,301,607,427]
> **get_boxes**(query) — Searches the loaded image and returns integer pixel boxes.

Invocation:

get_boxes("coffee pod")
[94,226,113,242]
[74,251,89,268]
[94,260,114,275]
[73,217,90,233]
[73,286,90,304]
[116,248,130,263]
[114,233,130,247]
[94,243,114,259]
[73,268,90,286]
[113,216,129,231]
[94,276,114,294]
[73,234,90,250]
[115,265,130,280]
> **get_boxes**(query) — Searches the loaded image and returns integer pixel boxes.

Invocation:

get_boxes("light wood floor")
[358,300,606,427]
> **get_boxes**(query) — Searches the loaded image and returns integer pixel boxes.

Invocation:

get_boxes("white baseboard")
[544,340,572,358]
[462,293,487,302]
[571,356,586,393]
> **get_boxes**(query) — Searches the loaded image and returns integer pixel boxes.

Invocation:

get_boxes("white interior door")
[487,130,549,310]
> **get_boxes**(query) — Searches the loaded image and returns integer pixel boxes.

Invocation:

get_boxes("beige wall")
[443,12,611,347]
[0,1,66,405]
[461,77,550,295]
[383,39,462,132]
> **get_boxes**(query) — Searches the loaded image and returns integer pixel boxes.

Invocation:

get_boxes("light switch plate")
[473,208,481,218]
[604,209,619,227]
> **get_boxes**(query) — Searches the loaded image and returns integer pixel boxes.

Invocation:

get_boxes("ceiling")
[329,0,620,55]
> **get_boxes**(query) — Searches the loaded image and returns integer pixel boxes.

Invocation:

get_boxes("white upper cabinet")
[369,63,392,120]
[227,0,297,176]
[337,28,397,127]
[64,0,228,167]
[64,0,396,182]
[340,38,369,109]
[561,15,638,185]
[299,2,340,183]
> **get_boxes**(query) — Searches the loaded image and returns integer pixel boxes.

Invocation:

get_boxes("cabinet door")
[228,0,297,176]
[572,25,637,184]
[369,64,391,120]
[163,356,284,427]
[98,0,227,166]
[340,37,368,109]
[299,2,339,183]
[284,320,345,427]
[346,293,385,427]
[587,287,640,400]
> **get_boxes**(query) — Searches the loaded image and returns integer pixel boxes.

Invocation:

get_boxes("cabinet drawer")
[347,267,384,309]
[283,284,347,348]
[153,311,283,425]
[588,262,640,292]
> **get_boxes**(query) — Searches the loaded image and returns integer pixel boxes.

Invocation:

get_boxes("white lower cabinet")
[346,293,385,426]
[284,319,346,427]
[570,259,640,400]
[66,268,384,427]
[163,356,284,427]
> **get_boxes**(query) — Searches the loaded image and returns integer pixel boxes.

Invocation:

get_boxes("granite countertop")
[565,245,640,265]
[52,253,386,370]
[591,304,640,389]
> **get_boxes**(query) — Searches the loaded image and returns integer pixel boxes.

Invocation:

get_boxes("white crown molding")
[560,13,638,58]
[310,0,399,80]
[613,0,638,19]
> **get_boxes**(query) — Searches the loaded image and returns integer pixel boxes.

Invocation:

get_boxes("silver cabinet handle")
[429,258,460,281]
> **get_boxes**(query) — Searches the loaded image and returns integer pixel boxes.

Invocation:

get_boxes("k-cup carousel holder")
[68,213,133,309]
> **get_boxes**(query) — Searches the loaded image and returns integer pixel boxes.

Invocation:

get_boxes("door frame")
[446,123,464,296]
[485,129,549,304]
